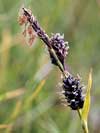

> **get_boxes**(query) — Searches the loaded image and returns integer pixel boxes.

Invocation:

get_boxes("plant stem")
[78,110,89,133]
[50,48,66,77]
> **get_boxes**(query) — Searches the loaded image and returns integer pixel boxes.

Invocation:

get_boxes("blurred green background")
[0,0,100,133]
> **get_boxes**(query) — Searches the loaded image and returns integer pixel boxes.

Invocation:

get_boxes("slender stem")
[78,110,88,133]
[50,48,66,77]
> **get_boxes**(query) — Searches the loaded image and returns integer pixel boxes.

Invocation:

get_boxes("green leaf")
[81,69,92,121]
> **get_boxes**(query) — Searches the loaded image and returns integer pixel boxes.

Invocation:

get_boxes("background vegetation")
[0,0,100,132]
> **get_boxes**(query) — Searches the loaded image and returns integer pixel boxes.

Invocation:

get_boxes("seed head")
[62,75,84,110]
[50,33,69,68]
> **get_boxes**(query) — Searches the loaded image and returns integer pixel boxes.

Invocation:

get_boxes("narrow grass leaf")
[81,69,92,121]
[26,79,46,105]
[0,124,12,129]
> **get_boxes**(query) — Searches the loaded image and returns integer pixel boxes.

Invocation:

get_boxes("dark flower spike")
[50,33,69,68]
[62,75,84,110]
[20,8,69,70]
[22,7,51,48]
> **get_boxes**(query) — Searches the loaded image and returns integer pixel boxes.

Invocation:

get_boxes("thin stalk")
[50,48,66,77]
[78,110,88,133]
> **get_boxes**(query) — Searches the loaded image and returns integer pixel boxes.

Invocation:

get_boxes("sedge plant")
[18,7,92,133]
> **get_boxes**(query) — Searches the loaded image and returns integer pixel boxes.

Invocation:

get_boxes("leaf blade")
[82,69,92,121]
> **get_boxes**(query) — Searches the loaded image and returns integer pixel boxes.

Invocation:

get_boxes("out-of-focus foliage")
[0,0,100,133]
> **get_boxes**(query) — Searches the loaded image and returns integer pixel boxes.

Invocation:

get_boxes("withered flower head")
[18,8,28,25]
[18,8,36,46]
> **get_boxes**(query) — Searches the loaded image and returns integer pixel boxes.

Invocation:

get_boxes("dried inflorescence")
[21,8,51,48]
[50,33,69,68]
[62,75,84,110]
[18,8,36,46]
